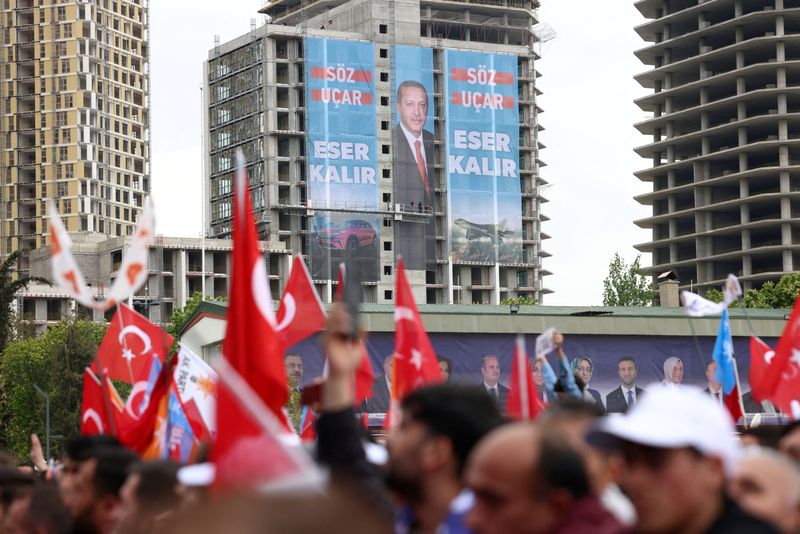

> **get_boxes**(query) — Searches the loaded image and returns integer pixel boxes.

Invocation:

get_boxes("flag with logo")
[173,344,217,441]
[711,309,744,423]
[93,303,172,384]
[506,335,543,421]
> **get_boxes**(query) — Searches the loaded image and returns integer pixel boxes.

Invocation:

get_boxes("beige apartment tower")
[0,0,149,276]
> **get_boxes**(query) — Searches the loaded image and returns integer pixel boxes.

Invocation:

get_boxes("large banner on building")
[392,45,435,271]
[305,38,379,281]
[445,51,523,264]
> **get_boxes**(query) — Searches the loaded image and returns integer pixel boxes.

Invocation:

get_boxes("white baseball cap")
[587,385,740,475]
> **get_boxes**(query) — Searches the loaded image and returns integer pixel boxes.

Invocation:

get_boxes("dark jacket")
[701,496,779,534]
[587,388,606,412]
[392,124,435,271]
[606,386,646,414]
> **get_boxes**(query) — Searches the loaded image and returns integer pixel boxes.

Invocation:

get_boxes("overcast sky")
[149,1,653,306]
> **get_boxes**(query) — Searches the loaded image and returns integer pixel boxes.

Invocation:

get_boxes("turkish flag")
[333,263,374,404]
[724,383,744,425]
[81,369,113,436]
[117,356,176,456]
[211,357,322,492]
[756,296,800,402]
[750,335,800,416]
[277,256,326,349]
[93,303,172,384]
[506,336,543,421]
[222,151,289,429]
[391,259,442,411]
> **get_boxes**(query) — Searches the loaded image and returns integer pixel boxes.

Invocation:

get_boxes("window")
[382,168,390,179]
[382,193,391,202]
[380,96,389,106]
[58,77,67,91]
[379,24,388,34]
[380,72,388,82]
[62,129,71,143]
[381,144,390,155]
[383,241,392,251]
[384,290,393,300]
[384,265,392,275]
[58,146,68,161]
[381,120,389,130]
[379,48,388,58]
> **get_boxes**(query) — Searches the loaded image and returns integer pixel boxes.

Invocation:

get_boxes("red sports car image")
[316,219,377,255]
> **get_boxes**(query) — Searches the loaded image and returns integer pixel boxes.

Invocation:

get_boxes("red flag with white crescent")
[221,150,290,428]
[506,335,543,421]
[750,335,800,417]
[93,303,172,384]
[81,369,111,436]
[277,256,326,349]
[389,259,442,427]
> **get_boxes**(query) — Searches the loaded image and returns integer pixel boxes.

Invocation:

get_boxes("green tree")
[706,273,800,309]
[500,295,537,305]
[0,318,106,460]
[602,253,654,307]
[0,250,50,353]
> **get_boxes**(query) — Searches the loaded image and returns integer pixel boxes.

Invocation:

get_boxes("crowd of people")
[2,305,800,534]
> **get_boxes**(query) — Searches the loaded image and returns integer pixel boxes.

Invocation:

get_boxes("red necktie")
[415,140,429,195]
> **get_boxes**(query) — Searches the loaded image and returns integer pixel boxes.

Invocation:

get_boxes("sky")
[149,1,653,306]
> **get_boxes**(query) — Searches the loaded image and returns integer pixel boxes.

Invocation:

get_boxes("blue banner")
[445,51,523,264]
[305,38,379,281]
[392,46,436,271]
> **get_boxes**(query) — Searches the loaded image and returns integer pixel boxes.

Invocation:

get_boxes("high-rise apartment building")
[634,0,800,292]
[0,0,150,276]
[204,0,550,305]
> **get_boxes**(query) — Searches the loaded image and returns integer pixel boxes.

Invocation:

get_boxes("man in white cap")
[587,386,779,534]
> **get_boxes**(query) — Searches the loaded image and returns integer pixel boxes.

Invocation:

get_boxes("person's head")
[481,356,500,387]
[396,80,428,137]
[573,357,593,386]
[705,360,720,391]
[437,356,452,383]
[729,446,800,534]
[537,400,614,495]
[530,358,544,387]
[0,469,36,527]
[587,386,737,534]
[382,355,394,381]
[779,421,800,462]
[663,357,683,384]
[60,436,121,509]
[284,353,303,387]
[618,357,637,388]
[117,460,180,534]
[385,384,503,503]
[62,440,138,534]
[466,423,590,534]
[5,482,71,534]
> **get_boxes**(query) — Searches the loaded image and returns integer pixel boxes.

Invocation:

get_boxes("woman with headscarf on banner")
[662,356,684,386]
[571,356,606,411]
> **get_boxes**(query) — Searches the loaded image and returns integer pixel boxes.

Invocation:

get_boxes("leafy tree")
[0,318,106,460]
[602,253,654,307]
[705,273,800,309]
[0,250,50,353]
[501,295,537,305]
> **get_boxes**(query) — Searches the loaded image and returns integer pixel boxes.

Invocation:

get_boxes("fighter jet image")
[454,218,513,244]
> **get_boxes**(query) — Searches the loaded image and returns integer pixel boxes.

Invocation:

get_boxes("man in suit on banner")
[606,356,646,414]
[480,355,509,411]
[393,80,435,271]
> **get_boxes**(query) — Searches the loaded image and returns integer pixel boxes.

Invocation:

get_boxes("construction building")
[633,0,800,292]
[204,0,551,305]
[0,0,150,277]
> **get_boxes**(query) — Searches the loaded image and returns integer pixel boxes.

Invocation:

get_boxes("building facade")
[18,233,290,330]
[204,0,550,305]
[634,0,800,292]
[0,0,150,276]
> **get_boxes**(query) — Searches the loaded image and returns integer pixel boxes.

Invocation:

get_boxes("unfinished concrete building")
[634,0,800,292]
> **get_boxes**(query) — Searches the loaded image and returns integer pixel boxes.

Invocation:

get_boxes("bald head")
[729,447,800,534]
[465,423,589,534]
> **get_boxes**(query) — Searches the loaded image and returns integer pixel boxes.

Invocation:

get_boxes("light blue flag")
[712,308,736,395]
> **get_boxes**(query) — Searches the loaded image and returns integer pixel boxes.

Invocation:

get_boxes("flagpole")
[517,335,529,421]
[686,317,707,366]
[731,357,748,430]
[737,296,758,337]
[115,305,135,384]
